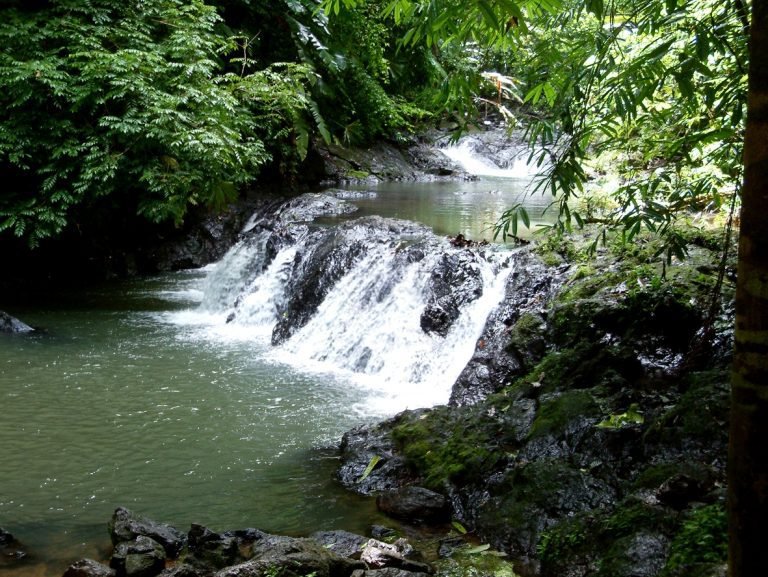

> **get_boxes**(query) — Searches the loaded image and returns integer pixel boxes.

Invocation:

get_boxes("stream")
[0,138,551,576]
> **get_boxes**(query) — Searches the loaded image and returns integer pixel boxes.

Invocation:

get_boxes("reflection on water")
[326,177,554,242]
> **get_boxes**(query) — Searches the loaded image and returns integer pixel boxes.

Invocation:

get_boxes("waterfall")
[186,196,516,412]
[441,134,540,178]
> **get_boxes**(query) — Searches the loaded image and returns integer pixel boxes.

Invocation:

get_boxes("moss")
[345,169,371,179]
[663,502,727,576]
[391,407,502,491]
[435,553,519,577]
[537,514,591,566]
[644,369,729,448]
[530,390,599,438]
[506,312,547,370]
[539,501,678,577]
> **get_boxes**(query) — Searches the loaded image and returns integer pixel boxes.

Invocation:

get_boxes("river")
[0,140,550,576]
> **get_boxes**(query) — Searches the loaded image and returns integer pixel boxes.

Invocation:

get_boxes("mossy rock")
[390,406,505,491]
[539,500,678,577]
[643,369,729,455]
[529,390,600,439]
[475,461,617,557]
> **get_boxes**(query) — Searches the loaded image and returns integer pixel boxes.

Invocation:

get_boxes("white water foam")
[441,139,538,178]
[169,230,513,417]
[275,244,513,415]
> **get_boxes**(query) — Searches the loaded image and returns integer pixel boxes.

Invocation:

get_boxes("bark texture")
[729,1,768,575]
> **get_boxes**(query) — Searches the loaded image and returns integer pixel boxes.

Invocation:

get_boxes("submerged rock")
[63,559,116,577]
[0,310,35,333]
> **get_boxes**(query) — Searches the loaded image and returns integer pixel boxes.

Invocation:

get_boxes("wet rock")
[656,473,712,510]
[351,569,430,577]
[450,249,565,406]
[376,487,451,524]
[110,535,166,577]
[436,537,466,559]
[360,539,432,573]
[109,507,187,558]
[186,524,246,570]
[214,533,364,577]
[0,310,35,333]
[157,565,202,577]
[310,530,368,558]
[0,528,27,565]
[315,138,469,184]
[272,193,359,225]
[336,415,412,495]
[370,526,397,540]
[420,251,484,337]
[271,216,434,345]
[605,532,670,577]
[63,559,117,577]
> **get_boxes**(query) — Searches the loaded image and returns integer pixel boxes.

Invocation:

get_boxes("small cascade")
[441,134,540,178]
[190,195,517,411]
[199,235,271,313]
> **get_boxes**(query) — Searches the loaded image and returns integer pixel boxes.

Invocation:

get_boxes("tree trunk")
[729,0,768,575]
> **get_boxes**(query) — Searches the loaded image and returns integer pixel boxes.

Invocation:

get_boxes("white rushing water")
[440,137,540,178]
[169,226,514,416]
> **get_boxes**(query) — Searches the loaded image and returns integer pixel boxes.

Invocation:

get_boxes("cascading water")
[181,195,516,414]
[440,131,543,178]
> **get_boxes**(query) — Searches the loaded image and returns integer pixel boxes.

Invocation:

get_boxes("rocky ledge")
[335,233,734,577]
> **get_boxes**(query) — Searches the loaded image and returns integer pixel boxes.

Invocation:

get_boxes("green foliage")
[596,403,644,429]
[0,0,320,245]
[664,503,727,574]
[0,1,245,242]
[330,0,746,262]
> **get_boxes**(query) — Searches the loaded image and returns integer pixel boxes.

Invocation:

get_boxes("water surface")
[0,150,544,576]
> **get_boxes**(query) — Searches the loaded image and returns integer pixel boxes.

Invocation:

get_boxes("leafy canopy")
[0,0,314,245]
[327,0,747,260]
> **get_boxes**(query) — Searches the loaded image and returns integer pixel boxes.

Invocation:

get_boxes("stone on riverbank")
[376,487,451,525]
[110,536,166,577]
[110,507,187,559]
[62,510,436,577]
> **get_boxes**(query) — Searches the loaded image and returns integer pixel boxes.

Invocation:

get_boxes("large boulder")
[271,216,433,345]
[450,249,565,406]
[109,507,187,558]
[420,251,484,337]
[213,533,364,577]
[310,530,368,559]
